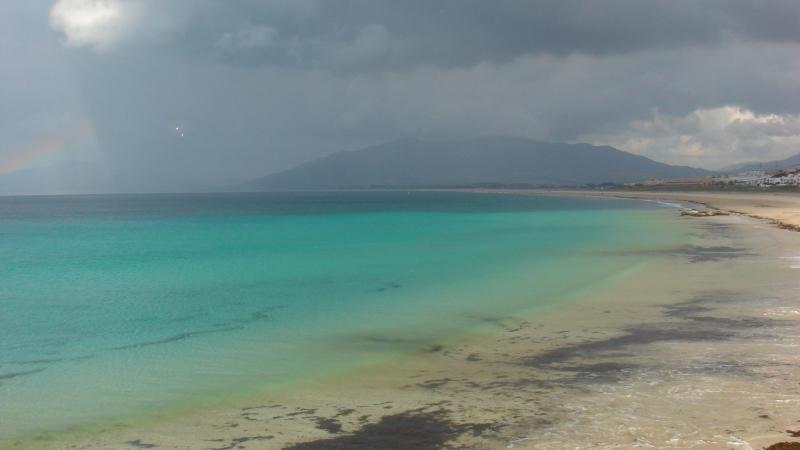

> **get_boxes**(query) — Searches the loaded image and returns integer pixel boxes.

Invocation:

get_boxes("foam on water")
[780,255,800,268]
[649,199,687,209]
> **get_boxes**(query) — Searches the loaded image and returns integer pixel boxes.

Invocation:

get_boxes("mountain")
[721,152,800,173]
[245,137,714,190]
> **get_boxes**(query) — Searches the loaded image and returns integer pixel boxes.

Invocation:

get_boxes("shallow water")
[0,191,688,438]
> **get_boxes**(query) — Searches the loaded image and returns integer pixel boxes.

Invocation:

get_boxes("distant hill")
[721,152,800,173]
[245,136,714,190]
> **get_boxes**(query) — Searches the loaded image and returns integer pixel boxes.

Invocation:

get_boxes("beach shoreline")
[6,192,800,450]
[510,189,800,232]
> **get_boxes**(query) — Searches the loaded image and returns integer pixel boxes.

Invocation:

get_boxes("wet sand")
[7,210,800,449]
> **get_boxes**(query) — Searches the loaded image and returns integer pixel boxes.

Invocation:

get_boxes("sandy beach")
[536,190,800,231]
[7,193,800,450]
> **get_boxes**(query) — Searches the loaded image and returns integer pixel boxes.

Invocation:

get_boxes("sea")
[0,191,689,439]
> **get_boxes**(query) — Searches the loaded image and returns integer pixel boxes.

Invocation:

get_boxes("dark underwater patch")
[283,409,489,450]
[683,245,754,262]
[208,435,274,450]
[0,367,45,381]
[375,281,401,292]
[314,417,343,434]
[125,440,157,448]
[524,325,733,367]
[598,245,755,262]
[110,326,243,350]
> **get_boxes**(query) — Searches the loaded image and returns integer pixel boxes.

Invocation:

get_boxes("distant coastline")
[549,189,800,231]
[460,188,800,232]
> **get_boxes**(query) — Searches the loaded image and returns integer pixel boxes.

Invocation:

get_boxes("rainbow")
[0,119,97,177]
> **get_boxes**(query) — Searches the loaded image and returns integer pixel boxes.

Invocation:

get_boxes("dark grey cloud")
[233,0,799,70]
[1,0,799,194]
[51,1,800,71]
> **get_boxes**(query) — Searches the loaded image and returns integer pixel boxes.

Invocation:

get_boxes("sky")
[1,0,800,194]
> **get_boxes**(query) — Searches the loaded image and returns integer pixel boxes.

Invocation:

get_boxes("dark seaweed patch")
[283,409,489,450]
[110,326,242,350]
[683,246,753,262]
[210,435,274,450]
[683,360,776,377]
[0,367,45,381]
[663,297,793,328]
[375,282,401,292]
[7,354,94,365]
[598,245,754,262]
[241,305,287,324]
[698,222,736,237]
[663,300,715,318]
[524,287,795,367]
[524,325,733,366]
[314,417,343,434]
[285,408,317,417]
[687,315,792,329]
[126,440,157,448]
[334,408,356,417]
[417,378,452,390]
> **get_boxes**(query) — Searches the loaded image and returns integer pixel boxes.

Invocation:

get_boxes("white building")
[726,170,766,186]
[758,170,800,187]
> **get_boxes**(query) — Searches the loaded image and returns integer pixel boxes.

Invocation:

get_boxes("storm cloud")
[1,1,799,193]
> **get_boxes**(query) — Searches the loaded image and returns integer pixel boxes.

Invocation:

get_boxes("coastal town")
[723,168,800,187]
[632,166,800,189]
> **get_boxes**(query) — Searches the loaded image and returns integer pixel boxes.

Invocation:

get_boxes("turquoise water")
[0,191,687,438]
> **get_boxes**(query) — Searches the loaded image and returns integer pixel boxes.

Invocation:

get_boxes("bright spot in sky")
[49,0,126,51]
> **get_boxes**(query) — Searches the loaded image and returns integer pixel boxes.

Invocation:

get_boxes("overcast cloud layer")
[2,0,800,193]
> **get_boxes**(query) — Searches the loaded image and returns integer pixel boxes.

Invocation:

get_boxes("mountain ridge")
[245,136,714,190]
[721,152,800,173]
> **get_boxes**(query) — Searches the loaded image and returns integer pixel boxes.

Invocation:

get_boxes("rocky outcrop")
[765,442,800,450]
[680,209,730,217]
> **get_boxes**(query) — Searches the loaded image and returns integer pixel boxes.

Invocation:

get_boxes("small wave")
[779,256,800,269]
[762,307,800,317]
[641,199,685,209]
